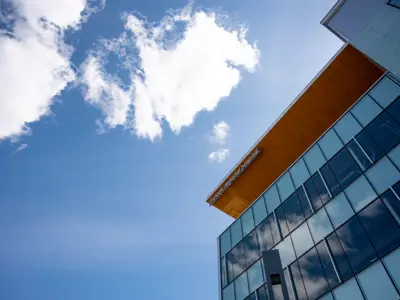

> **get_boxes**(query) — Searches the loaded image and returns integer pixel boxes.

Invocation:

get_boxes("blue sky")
[0,1,342,299]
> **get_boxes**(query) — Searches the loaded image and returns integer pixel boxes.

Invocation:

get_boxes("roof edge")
[321,0,347,25]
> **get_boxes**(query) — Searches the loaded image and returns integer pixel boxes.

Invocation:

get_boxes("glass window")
[235,271,250,300]
[227,242,247,282]
[358,198,400,257]
[319,293,334,300]
[298,247,330,300]
[291,222,314,258]
[247,260,264,293]
[381,189,400,225]
[297,186,313,219]
[319,129,344,160]
[334,113,362,144]
[231,219,243,247]
[327,147,363,190]
[290,158,310,188]
[320,164,341,197]
[257,284,269,300]
[326,232,353,282]
[369,76,400,108]
[347,139,372,171]
[243,230,260,268]
[283,192,305,232]
[366,156,400,194]
[351,94,382,127]
[332,278,364,300]
[220,229,232,257]
[344,175,377,212]
[316,242,340,290]
[244,293,256,300]
[277,172,295,202]
[304,173,330,211]
[275,236,296,268]
[308,209,333,243]
[335,217,377,274]
[222,257,228,288]
[256,217,274,252]
[276,205,289,238]
[270,213,281,246]
[304,144,326,175]
[284,268,297,300]
[389,143,400,170]
[223,282,236,300]
[242,209,255,237]
[325,192,354,228]
[264,185,281,214]
[356,130,385,163]
[253,196,267,226]
[313,172,331,206]
[290,261,308,300]
[357,261,399,300]
[383,247,400,291]
[387,94,400,121]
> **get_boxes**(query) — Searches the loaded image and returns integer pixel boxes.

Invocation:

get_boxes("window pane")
[389,143,400,170]
[334,113,362,144]
[356,130,385,163]
[328,147,363,190]
[223,282,236,300]
[320,164,341,197]
[332,278,364,300]
[345,175,377,212]
[235,271,250,300]
[277,172,295,202]
[290,158,310,188]
[222,257,228,288]
[304,144,326,174]
[265,185,281,214]
[243,230,260,268]
[231,219,243,247]
[319,293,334,300]
[347,139,372,171]
[227,242,247,282]
[269,213,281,246]
[325,192,354,228]
[283,192,305,232]
[319,129,344,160]
[253,196,267,226]
[290,261,308,300]
[304,175,324,211]
[358,198,400,257]
[366,156,400,194]
[220,229,232,257]
[357,261,399,300]
[291,222,314,258]
[326,232,353,282]
[313,172,331,205]
[256,217,274,252]
[387,94,400,121]
[245,293,256,300]
[257,284,269,300]
[335,217,377,274]
[247,260,264,293]
[316,242,340,290]
[298,247,330,300]
[383,247,400,291]
[275,236,296,268]
[284,268,296,300]
[242,209,255,236]
[369,76,400,108]
[381,189,400,225]
[308,209,333,243]
[276,205,289,238]
[297,186,313,219]
[351,94,382,127]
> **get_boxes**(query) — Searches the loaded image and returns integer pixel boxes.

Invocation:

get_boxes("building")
[206,2,400,300]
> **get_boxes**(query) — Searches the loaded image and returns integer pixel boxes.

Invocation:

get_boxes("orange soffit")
[205,44,385,218]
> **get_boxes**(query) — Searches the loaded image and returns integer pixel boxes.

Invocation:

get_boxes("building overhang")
[206,44,385,218]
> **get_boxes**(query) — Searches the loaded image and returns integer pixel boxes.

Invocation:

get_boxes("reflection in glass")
[298,248,330,300]
[369,76,400,108]
[326,232,353,282]
[304,144,326,175]
[347,139,372,171]
[253,196,267,226]
[256,217,274,252]
[227,242,247,282]
[319,293,334,300]
[243,230,260,268]
[242,209,255,236]
[275,237,296,268]
[325,192,354,229]
[257,284,269,300]
[235,271,250,300]
[304,175,324,211]
[358,198,400,257]
[297,186,313,219]
[291,222,313,258]
[351,94,382,127]
[316,242,340,290]
[332,278,364,300]
[284,268,296,300]
[356,130,384,163]
[335,217,377,274]
[223,282,235,300]
[265,185,281,214]
[389,144,400,170]
[383,247,400,291]
[283,192,305,232]
[276,205,290,238]
[357,261,400,300]
[344,175,377,212]
[366,157,400,194]
[307,209,333,243]
[269,213,281,246]
[290,158,310,188]
[221,256,227,288]
[277,172,295,202]
[272,285,285,300]
[290,261,308,300]
[220,229,232,257]
[244,293,256,300]
[320,164,341,197]
[381,189,400,226]
[247,260,264,293]
[318,129,343,160]
[231,219,243,248]
[334,113,362,144]
[387,95,400,121]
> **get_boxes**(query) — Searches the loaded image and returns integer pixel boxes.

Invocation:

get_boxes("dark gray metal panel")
[262,250,290,300]
[217,237,222,300]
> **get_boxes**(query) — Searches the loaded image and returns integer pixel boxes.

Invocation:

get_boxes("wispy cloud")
[210,121,230,145]
[13,143,28,154]
[209,148,229,163]
[81,3,260,141]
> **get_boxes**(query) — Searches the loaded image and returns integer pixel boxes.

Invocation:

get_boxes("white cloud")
[13,143,28,154]
[0,0,103,141]
[209,148,229,163]
[210,121,230,144]
[81,4,259,141]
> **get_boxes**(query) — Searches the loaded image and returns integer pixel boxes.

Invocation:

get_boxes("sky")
[0,1,342,299]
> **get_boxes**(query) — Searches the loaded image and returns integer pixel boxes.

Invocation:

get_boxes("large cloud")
[81,4,260,141]
[0,0,100,140]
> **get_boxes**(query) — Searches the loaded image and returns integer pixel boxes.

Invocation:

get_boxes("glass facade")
[389,0,400,9]
[218,75,400,300]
